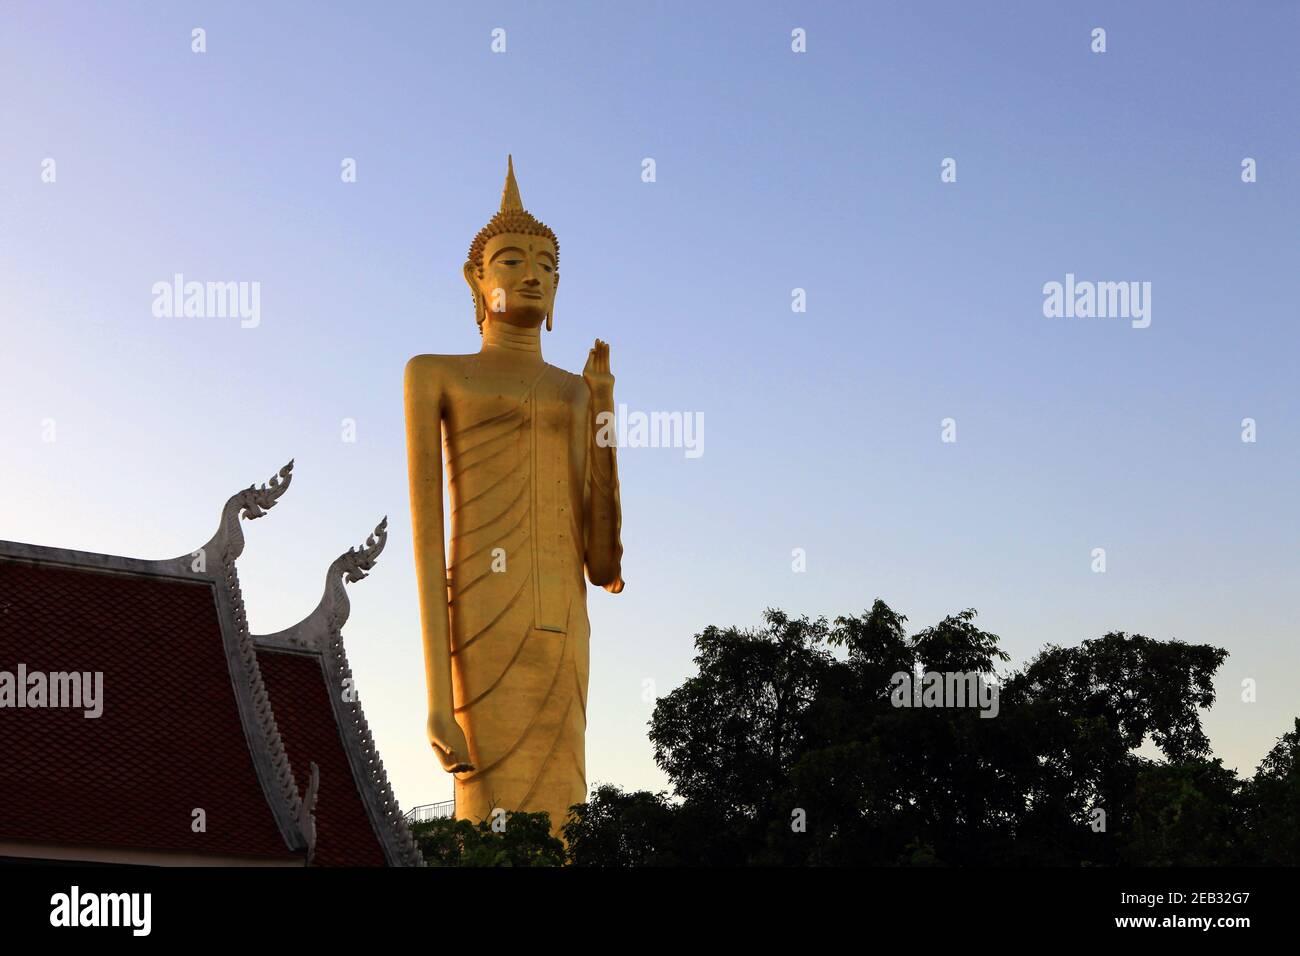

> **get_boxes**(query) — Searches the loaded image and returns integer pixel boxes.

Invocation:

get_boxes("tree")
[422,601,1300,866]
[640,602,1247,866]
[410,810,563,866]
[649,610,835,828]
[1241,719,1300,864]
[1121,759,1243,865]
[563,785,680,866]
[999,632,1230,864]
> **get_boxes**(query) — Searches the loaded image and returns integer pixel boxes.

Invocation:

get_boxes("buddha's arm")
[404,356,473,772]
[583,339,624,593]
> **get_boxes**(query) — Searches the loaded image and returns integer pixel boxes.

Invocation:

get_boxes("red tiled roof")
[0,559,296,861]
[255,648,387,867]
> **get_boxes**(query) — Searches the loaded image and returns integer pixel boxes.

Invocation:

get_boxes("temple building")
[0,462,423,866]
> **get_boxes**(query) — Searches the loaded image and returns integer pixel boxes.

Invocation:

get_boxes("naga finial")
[331,516,388,584]
[194,459,294,565]
[237,459,294,521]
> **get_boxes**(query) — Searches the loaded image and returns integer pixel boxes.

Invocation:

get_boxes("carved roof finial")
[298,761,320,865]
[237,459,294,521]
[192,459,295,566]
[332,516,388,584]
[251,517,389,651]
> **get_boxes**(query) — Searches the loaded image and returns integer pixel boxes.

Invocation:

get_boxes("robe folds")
[444,362,594,833]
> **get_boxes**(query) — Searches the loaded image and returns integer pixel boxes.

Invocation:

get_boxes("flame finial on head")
[500,154,524,213]
[467,155,559,279]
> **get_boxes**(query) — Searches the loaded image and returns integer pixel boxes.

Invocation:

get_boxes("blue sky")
[1,1,1297,809]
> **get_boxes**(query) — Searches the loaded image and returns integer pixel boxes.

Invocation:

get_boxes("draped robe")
[441,358,597,832]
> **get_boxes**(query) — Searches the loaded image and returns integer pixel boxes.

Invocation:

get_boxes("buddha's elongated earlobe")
[546,272,558,331]
[464,260,487,332]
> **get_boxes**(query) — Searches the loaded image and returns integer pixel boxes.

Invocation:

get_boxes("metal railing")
[404,800,455,824]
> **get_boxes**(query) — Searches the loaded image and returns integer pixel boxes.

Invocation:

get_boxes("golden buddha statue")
[404,156,624,835]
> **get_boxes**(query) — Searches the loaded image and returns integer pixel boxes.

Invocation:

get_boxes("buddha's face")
[469,232,558,329]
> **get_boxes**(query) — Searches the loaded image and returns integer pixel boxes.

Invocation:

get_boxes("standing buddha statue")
[404,156,624,835]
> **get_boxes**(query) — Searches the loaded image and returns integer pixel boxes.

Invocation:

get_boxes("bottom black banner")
[0,864,1283,941]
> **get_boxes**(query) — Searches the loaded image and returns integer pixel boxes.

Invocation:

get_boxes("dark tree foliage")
[1241,719,1300,864]
[410,810,563,866]
[558,601,1300,866]
[420,601,1300,866]
[648,611,836,823]
[1121,759,1243,866]
[562,785,682,866]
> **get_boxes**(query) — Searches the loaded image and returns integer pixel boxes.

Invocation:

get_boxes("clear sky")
[1,1,1296,811]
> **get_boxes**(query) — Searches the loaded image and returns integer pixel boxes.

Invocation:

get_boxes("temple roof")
[0,462,422,867]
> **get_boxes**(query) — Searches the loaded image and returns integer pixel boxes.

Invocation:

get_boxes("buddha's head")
[465,156,559,333]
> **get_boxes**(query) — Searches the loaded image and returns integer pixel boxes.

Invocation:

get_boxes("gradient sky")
[1,1,1297,811]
